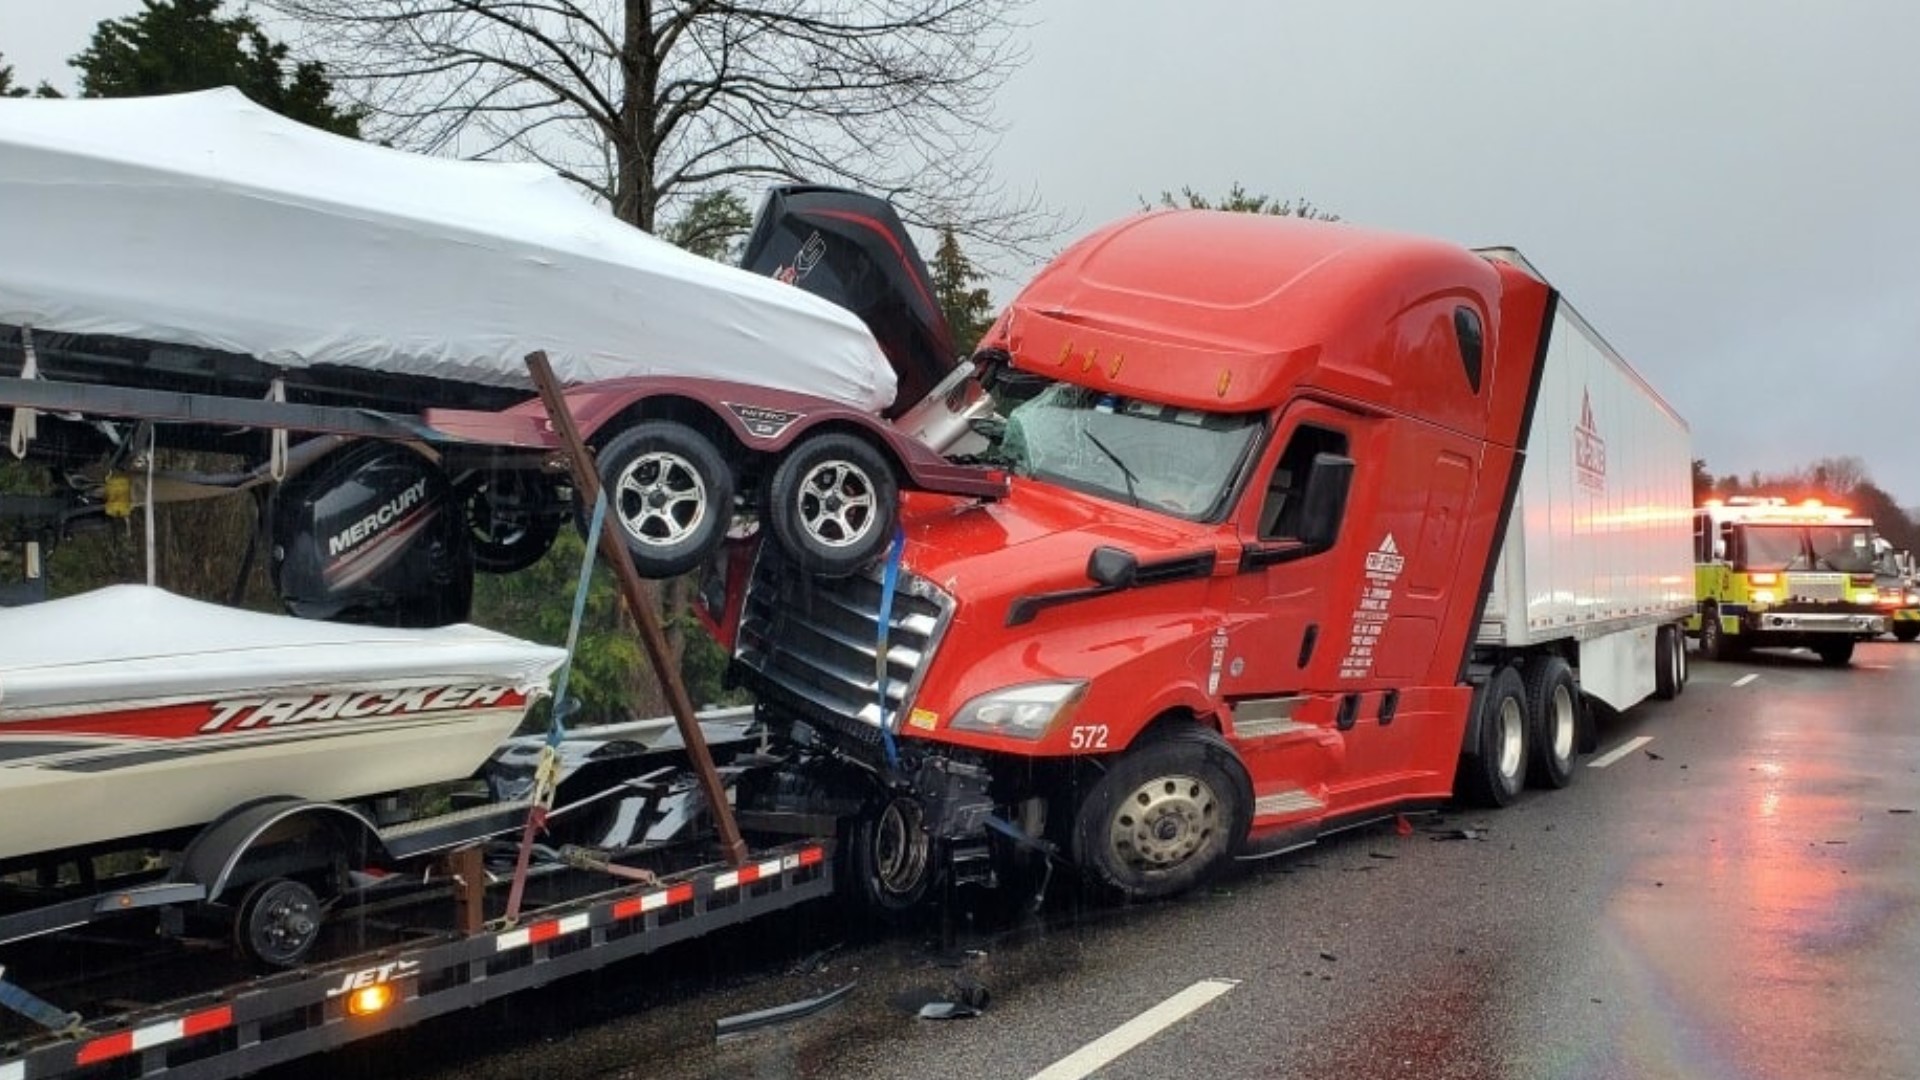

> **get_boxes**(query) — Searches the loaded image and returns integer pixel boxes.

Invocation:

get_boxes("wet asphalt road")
[273,640,1920,1080]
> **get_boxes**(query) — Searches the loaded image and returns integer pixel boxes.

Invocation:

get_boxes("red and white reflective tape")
[713,857,786,892]
[74,1005,233,1066]
[2,1058,24,1080]
[611,881,695,921]
[494,911,591,953]
[711,845,824,890]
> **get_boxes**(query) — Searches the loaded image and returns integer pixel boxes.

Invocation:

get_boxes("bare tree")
[261,0,1050,246]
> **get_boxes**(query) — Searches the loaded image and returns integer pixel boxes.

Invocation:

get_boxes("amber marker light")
[348,984,395,1017]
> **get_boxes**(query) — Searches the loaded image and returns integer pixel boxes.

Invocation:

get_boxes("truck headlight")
[1908,592,1920,606]
[949,681,1088,740]
[1753,589,1776,605]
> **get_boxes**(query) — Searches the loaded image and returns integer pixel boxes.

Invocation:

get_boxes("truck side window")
[1259,425,1350,540]
[1454,306,1484,393]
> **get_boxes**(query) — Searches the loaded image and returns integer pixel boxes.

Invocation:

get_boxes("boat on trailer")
[0,585,565,865]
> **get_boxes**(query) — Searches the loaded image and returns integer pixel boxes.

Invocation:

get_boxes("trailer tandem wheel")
[1522,656,1579,790]
[1457,667,1528,808]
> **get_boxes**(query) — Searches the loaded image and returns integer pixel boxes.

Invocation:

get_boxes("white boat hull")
[1,586,566,862]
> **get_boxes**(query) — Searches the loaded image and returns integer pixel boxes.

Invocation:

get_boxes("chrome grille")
[1785,573,1846,602]
[734,549,952,730]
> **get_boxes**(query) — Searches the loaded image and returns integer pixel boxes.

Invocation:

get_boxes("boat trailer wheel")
[236,877,323,968]
[793,459,879,549]
[611,450,710,548]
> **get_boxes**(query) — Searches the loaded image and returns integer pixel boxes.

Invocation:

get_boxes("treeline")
[1692,455,1919,551]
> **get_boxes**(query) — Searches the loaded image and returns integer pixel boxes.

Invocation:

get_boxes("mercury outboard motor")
[270,441,472,627]
[741,185,958,420]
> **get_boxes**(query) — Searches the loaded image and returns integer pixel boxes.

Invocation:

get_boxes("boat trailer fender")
[174,796,383,902]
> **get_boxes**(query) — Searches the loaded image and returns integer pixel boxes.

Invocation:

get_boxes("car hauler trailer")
[0,365,882,1080]
[731,210,1696,902]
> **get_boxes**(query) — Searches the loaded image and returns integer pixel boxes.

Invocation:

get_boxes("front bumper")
[1745,610,1887,635]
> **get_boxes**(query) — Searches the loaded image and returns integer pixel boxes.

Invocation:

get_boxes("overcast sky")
[5,0,1918,504]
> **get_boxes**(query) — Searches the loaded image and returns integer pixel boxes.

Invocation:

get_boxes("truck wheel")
[845,796,935,919]
[1457,667,1528,808]
[234,877,323,968]
[1813,639,1855,666]
[1654,624,1682,700]
[1071,726,1252,901]
[765,433,898,577]
[594,421,734,578]
[1523,657,1579,789]
[455,469,562,574]
[1699,605,1744,662]
[1895,623,1920,643]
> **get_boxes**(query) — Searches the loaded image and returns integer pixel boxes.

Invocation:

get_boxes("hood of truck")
[898,478,1223,609]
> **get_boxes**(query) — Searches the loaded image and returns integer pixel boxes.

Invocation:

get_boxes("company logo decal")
[1575,388,1607,493]
[328,960,422,998]
[1341,535,1403,680]
[724,402,804,440]
[328,479,429,558]
[773,231,827,285]
[201,684,522,733]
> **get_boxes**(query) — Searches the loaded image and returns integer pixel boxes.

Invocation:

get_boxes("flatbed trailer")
[0,367,883,1080]
[1,838,831,1080]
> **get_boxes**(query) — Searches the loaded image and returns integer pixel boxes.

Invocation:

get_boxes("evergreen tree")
[0,50,61,97]
[72,0,360,136]
[931,226,997,354]
[1150,182,1339,221]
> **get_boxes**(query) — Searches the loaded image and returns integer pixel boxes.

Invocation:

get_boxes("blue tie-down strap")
[550,486,609,747]
[875,526,908,768]
[0,964,83,1034]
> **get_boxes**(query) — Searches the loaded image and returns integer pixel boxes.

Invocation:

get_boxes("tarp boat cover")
[0,89,897,412]
[0,586,565,718]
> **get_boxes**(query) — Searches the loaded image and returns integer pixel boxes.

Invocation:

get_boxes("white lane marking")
[1733,674,1759,688]
[1027,978,1239,1080]
[1588,735,1654,769]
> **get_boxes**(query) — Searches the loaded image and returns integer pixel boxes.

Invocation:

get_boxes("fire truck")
[1690,497,1887,664]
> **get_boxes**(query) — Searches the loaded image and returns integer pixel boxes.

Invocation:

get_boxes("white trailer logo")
[1575,388,1607,493]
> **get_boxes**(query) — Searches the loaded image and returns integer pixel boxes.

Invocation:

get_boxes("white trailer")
[1473,250,1695,720]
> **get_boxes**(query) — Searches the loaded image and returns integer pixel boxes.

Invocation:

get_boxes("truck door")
[1223,402,1485,818]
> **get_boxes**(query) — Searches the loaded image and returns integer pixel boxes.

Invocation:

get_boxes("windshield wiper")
[1083,429,1142,508]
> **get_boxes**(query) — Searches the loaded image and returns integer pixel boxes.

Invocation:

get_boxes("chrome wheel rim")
[873,800,930,897]
[1550,683,1575,763]
[612,451,707,547]
[1498,695,1525,780]
[795,460,878,549]
[1109,773,1220,876]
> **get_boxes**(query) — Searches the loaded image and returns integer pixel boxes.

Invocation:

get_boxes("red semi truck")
[731,210,1695,903]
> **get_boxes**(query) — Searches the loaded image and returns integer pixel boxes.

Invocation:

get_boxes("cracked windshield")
[1001,383,1262,520]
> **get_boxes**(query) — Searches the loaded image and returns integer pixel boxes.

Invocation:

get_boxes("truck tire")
[1523,657,1579,790]
[1895,623,1920,643]
[594,421,734,579]
[1071,726,1252,901]
[1699,604,1744,662]
[1457,667,1528,808]
[766,433,900,577]
[1654,624,1683,700]
[1813,638,1855,667]
[844,796,935,920]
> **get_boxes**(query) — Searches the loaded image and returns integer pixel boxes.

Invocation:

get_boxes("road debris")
[715,982,856,1039]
